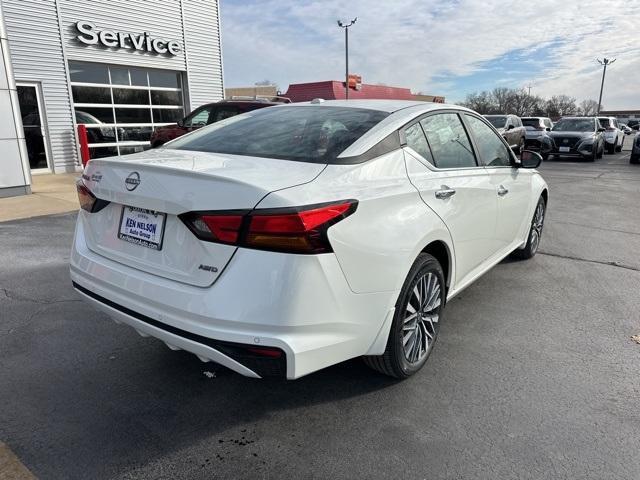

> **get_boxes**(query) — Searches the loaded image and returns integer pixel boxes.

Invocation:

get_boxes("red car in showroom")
[150,98,288,147]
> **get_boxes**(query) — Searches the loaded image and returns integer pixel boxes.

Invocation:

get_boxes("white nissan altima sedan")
[71,100,548,380]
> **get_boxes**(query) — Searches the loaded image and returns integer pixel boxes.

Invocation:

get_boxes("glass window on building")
[69,61,185,157]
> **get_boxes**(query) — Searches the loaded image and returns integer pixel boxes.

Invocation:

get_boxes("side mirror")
[177,119,185,127]
[519,150,543,169]
[507,125,515,130]
[545,127,551,131]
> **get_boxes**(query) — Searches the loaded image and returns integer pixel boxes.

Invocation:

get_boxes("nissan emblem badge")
[125,172,141,191]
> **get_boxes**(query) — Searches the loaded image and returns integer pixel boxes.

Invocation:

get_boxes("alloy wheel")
[530,200,545,254]
[402,272,442,364]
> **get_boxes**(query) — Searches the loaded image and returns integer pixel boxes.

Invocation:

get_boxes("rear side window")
[465,115,511,167]
[211,106,239,123]
[404,123,434,165]
[420,113,477,169]
[167,106,388,164]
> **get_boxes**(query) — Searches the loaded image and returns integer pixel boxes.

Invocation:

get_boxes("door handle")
[435,186,456,199]
[497,185,509,196]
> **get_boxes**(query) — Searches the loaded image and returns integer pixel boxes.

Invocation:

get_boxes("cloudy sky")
[220,0,639,109]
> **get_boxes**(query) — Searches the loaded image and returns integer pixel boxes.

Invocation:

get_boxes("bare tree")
[492,87,513,113]
[510,89,543,117]
[578,99,600,116]
[460,91,496,114]
[545,95,577,119]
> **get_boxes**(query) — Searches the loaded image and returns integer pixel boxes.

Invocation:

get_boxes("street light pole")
[596,58,615,115]
[337,18,357,100]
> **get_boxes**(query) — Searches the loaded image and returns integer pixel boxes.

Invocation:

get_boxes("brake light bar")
[180,200,358,254]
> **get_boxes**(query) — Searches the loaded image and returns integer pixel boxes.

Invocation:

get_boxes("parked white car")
[598,116,625,153]
[71,100,548,379]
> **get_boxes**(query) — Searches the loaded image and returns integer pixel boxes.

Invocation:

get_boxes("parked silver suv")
[522,117,554,160]
[597,116,625,154]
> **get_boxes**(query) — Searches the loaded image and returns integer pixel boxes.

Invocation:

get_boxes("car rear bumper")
[70,218,396,379]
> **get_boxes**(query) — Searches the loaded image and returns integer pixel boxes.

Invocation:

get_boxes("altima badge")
[125,172,141,191]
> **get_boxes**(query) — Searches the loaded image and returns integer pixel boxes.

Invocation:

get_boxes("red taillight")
[77,180,110,213]
[180,200,357,254]
[77,181,96,212]
[246,347,282,358]
[199,215,244,243]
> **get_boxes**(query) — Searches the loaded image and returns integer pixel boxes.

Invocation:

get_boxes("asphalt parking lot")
[1,147,639,479]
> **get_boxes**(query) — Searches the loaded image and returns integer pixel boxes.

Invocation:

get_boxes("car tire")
[616,138,623,152]
[607,141,616,154]
[363,253,446,379]
[631,155,640,165]
[587,148,596,162]
[541,152,549,161]
[511,196,546,261]
[596,142,604,159]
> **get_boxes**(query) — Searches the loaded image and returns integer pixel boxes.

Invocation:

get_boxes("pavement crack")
[0,287,82,305]
[538,251,640,273]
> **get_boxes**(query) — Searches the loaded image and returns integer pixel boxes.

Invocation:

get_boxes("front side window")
[404,122,434,165]
[598,117,611,128]
[420,113,476,169]
[465,115,511,167]
[168,106,388,164]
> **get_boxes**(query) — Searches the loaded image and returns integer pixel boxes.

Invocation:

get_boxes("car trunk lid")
[80,149,325,287]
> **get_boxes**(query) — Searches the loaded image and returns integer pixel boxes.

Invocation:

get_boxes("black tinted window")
[485,116,507,128]
[404,123,434,165]
[168,106,388,164]
[420,113,476,168]
[522,118,540,128]
[465,115,511,167]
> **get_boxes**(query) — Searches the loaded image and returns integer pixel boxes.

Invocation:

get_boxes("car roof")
[284,99,448,113]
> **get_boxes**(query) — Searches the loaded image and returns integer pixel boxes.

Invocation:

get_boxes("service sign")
[75,21,181,56]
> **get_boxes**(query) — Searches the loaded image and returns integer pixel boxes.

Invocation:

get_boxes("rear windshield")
[552,119,595,132]
[166,106,389,163]
[522,118,541,128]
[485,116,507,128]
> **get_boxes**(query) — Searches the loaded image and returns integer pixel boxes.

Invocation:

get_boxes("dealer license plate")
[118,206,166,250]
[559,146,570,152]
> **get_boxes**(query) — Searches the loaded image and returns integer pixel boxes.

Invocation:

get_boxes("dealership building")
[0,0,223,198]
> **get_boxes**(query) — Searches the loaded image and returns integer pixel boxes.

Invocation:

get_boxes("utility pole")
[525,83,532,96]
[596,58,615,115]
[337,18,357,100]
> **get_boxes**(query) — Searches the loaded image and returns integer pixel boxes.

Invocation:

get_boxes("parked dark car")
[149,98,289,147]
[521,117,554,160]
[627,120,639,131]
[631,132,640,164]
[484,114,527,153]
[547,117,605,161]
